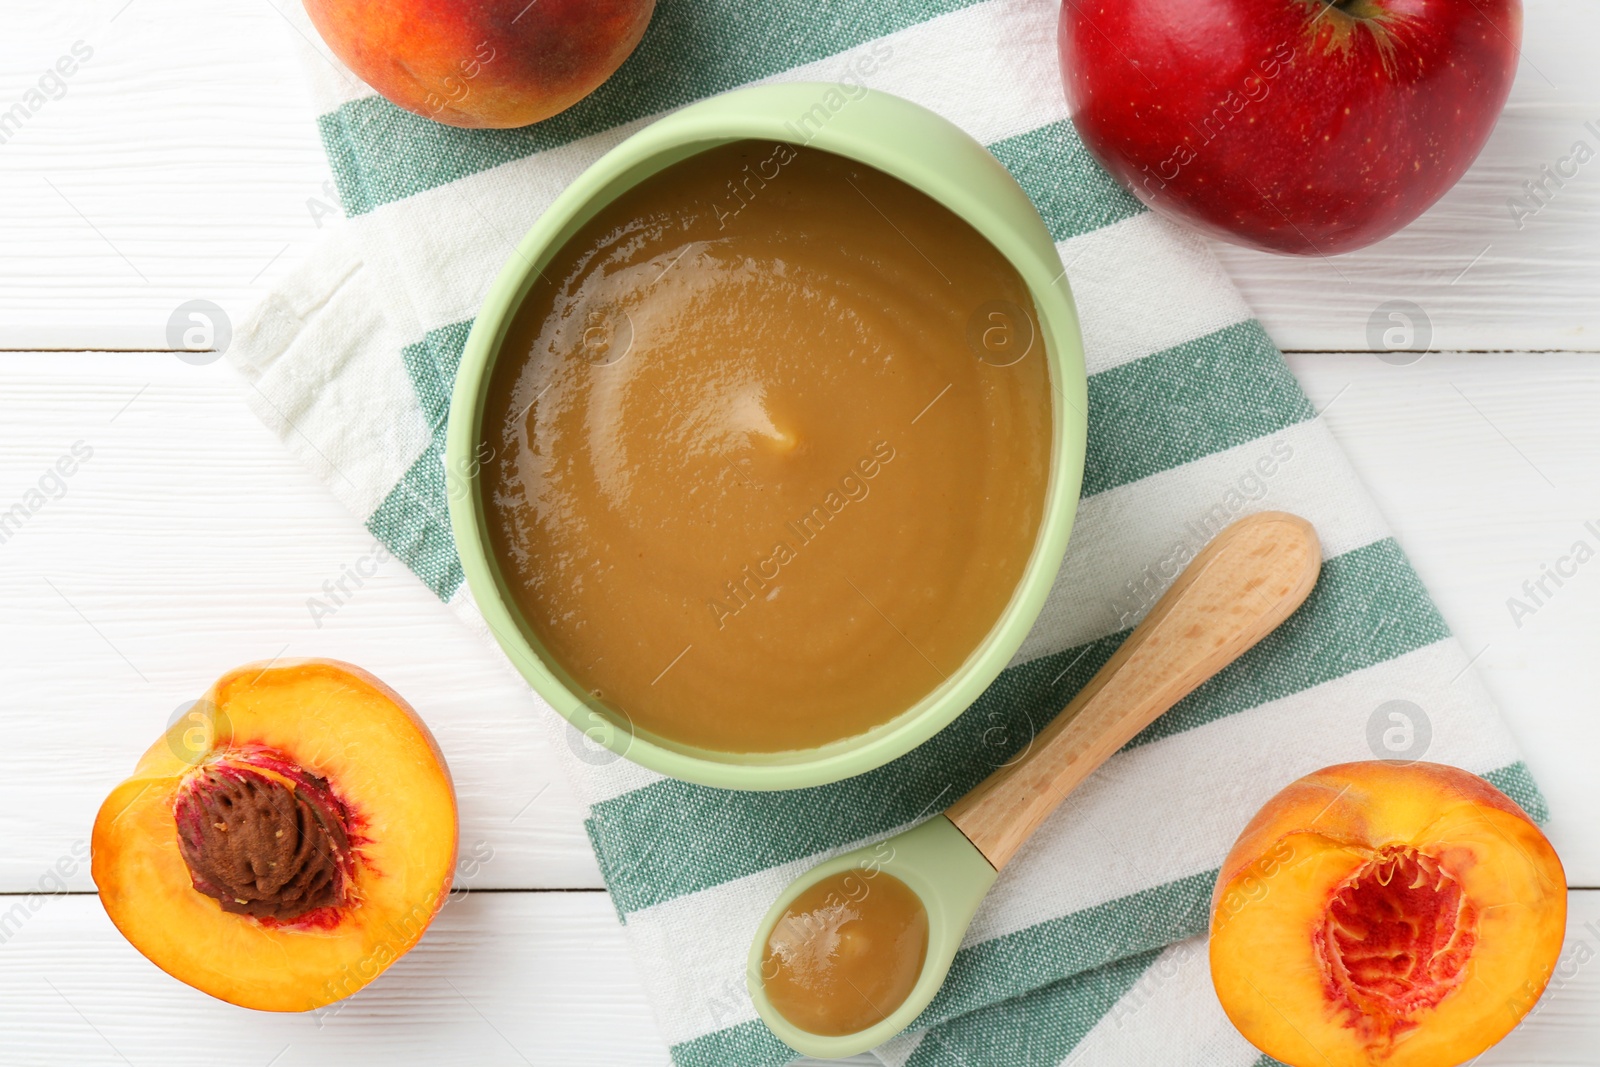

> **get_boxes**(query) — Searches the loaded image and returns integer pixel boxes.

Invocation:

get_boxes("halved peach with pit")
[1210,761,1565,1067]
[92,660,458,1011]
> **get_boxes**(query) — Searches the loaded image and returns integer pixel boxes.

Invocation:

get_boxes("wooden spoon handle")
[946,511,1322,871]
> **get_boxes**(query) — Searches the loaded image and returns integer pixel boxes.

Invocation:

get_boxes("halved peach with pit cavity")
[92,660,458,1011]
[1210,761,1565,1067]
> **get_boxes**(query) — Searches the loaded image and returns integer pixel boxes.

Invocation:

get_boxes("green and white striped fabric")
[235,2,1546,1064]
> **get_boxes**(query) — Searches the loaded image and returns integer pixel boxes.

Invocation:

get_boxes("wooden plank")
[1219,88,1600,353]
[0,889,1593,1065]
[0,0,337,350]
[3,0,1600,352]
[2,351,1598,893]
[0,353,601,890]
[0,891,671,1065]
[1285,352,1600,887]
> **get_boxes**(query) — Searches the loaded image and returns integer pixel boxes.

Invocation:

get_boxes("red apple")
[304,0,654,129]
[1059,0,1521,254]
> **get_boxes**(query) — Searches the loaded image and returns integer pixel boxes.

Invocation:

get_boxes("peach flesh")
[1209,761,1567,1067]
[1316,846,1477,1044]
[92,660,458,1011]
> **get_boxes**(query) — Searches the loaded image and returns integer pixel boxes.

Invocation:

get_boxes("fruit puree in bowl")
[480,141,1053,754]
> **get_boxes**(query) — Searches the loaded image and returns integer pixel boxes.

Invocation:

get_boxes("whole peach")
[303,0,655,129]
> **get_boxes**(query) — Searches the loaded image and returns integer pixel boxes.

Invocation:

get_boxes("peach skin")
[303,0,654,129]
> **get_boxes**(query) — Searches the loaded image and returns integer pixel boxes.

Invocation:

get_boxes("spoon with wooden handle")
[747,511,1322,1059]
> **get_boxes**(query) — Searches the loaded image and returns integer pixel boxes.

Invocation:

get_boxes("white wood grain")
[4,0,1600,351]
[0,353,601,891]
[6,0,1597,1059]
[0,891,671,1066]
[1286,351,1600,886]
[0,889,1593,1066]
[0,0,338,351]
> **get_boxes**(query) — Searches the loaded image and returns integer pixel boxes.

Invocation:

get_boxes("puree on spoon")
[482,140,1052,753]
[761,869,929,1036]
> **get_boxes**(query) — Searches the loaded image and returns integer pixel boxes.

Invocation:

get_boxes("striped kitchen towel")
[233,1,1546,1064]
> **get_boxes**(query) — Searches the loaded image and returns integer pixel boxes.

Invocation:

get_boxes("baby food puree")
[482,140,1052,753]
[762,868,929,1036]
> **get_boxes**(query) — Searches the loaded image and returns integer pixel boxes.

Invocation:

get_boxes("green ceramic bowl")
[446,83,1087,791]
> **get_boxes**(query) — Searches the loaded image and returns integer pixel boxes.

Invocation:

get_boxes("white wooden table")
[3,1,1598,1063]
